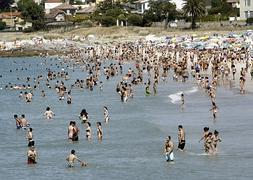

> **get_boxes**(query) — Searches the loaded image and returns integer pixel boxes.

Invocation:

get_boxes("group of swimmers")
[6,32,253,168]
[164,125,221,162]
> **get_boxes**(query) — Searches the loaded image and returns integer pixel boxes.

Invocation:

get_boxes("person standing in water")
[85,122,92,141]
[26,128,35,147]
[14,114,22,129]
[27,146,37,164]
[211,130,222,154]
[164,136,174,162]
[66,150,87,168]
[103,106,109,124]
[177,125,186,151]
[96,122,103,141]
[210,102,218,119]
[44,107,55,119]
[199,127,210,152]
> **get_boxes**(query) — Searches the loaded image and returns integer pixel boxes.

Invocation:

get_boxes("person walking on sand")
[164,136,174,162]
[66,149,87,168]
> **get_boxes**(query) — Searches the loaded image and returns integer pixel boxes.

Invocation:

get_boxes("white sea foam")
[168,87,198,104]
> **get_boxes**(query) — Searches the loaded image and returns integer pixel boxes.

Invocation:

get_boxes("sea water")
[0,57,253,180]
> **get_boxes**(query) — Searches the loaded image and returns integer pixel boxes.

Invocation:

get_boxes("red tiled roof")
[0,12,22,19]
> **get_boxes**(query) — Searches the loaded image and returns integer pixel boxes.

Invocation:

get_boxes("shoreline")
[0,26,253,58]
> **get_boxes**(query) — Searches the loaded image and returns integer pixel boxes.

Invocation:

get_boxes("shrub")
[127,14,143,26]
[0,20,6,30]
[100,16,116,27]
[23,27,34,33]
[246,17,253,25]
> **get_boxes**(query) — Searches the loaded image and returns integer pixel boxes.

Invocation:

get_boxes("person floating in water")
[66,149,87,168]
[164,136,174,162]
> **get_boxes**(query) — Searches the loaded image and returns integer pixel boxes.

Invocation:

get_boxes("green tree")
[17,0,45,31]
[208,0,238,17]
[0,0,14,12]
[182,0,206,29]
[145,0,177,29]
[127,14,143,26]
[0,20,6,30]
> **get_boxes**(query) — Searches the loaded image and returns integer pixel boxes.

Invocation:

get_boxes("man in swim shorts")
[178,125,186,151]
[164,136,174,162]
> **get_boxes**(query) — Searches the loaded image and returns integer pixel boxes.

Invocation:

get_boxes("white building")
[135,0,150,14]
[240,0,253,19]
[45,0,63,14]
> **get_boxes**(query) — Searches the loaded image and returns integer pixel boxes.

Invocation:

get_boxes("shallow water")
[0,57,253,180]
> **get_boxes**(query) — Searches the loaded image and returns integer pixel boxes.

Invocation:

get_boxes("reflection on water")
[0,57,253,180]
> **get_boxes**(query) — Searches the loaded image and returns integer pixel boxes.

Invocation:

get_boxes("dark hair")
[21,114,25,118]
[71,149,75,154]
[178,125,183,129]
[97,122,101,126]
[46,107,50,111]
[14,114,18,118]
[204,127,209,132]
[29,128,33,132]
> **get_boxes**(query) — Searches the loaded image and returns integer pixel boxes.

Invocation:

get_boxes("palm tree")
[182,0,206,29]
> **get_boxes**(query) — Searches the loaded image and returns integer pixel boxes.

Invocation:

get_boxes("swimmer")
[41,90,46,97]
[96,122,103,141]
[66,149,87,167]
[72,121,79,141]
[67,91,72,104]
[177,125,186,151]
[20,114,30,128]
[211,130,222,154]
[85,122,92,141]
[27,146,37,164]
[79,109,88,123]
[14,114,22,129]
[210,102,218,119]
[43,107,55,119]
[68,121,74,141]
[164,136,174,162]
[199,127,210,152]
[26,128,35,147]
[103,106,110,124]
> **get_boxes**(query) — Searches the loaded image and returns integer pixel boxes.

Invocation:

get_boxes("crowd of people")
[7,33,253,166]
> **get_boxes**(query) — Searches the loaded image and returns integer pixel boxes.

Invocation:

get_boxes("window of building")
[245,11,249,18]
[248,0,251,6]
[250,11,253,17]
